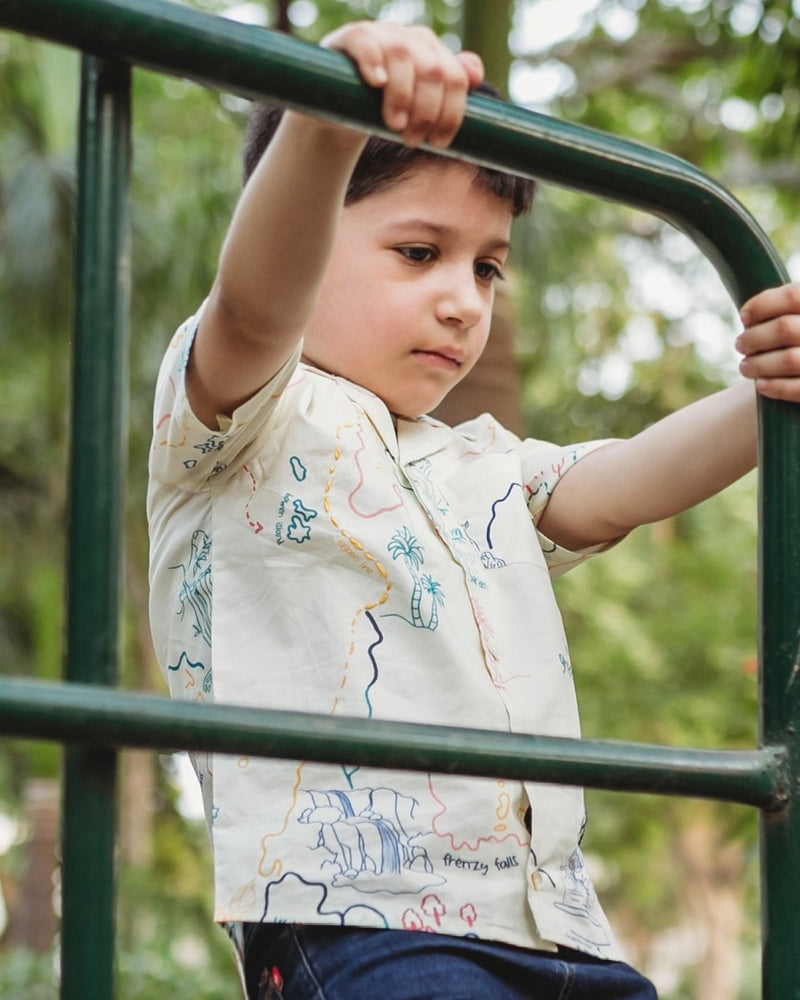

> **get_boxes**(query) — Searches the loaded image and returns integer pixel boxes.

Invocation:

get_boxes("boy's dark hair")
[242,82,535,217]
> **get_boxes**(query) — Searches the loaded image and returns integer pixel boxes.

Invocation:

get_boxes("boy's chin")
[383,389,444,421]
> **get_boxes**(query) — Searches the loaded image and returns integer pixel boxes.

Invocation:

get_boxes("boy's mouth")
[412,348,463,370]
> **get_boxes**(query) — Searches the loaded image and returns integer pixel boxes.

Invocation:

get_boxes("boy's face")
[302,162,513,419]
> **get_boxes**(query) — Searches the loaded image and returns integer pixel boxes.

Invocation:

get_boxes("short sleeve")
[148,310,302,492]
[519,437,619,578]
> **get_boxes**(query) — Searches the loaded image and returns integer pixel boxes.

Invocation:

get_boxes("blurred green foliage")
[2,0,799,996]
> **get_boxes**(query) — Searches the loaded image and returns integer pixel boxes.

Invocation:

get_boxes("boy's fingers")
[402,78,447,145]
[322,22,389,88]
[736,313,800,358]
[457,50,485,89]
[405,61,472,147]
[382,50,418,132]
[322,22,477,148]
[753,377,800,403]
[423,52,484,148]
[740,281,800,327]
[426,77,471,148]
[740,345,800,380]
[751,371,800,403]
[386,27,455,145]
[426,54,478,147]
[403,41,476,147]
[736,284,800,401]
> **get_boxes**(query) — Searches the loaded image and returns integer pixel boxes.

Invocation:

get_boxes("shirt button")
[531,872,542,890]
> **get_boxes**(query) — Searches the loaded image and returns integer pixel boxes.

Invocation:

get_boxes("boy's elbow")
[540,508,629,553]
[207,279,265,348]
[540,443,633,550]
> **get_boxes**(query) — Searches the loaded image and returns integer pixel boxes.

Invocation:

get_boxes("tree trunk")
[677,812,746,1000]
[275,0,290,33]
[117,555,160,869]
[3,779,59,952]
[119,751,155,869]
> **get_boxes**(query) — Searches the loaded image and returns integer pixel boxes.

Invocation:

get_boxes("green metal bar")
[61,55,130,1000]
[0,0,788,304]
[0,677,785,810]
[759,394,800,997]
[1,2,799,996]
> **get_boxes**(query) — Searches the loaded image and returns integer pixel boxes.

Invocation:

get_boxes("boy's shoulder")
[443,412,522,450]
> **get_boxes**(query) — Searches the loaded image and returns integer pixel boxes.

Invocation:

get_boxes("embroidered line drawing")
[172,528,212,645]
[384,526,445,630]
[298,787,441,894]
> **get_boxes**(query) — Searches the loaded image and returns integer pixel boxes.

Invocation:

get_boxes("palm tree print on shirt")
[385,526,445,630]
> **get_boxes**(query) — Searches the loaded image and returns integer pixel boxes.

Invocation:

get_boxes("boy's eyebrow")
[388,219,511,253]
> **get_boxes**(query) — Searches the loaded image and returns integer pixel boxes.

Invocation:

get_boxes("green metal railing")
[1,1,798,997]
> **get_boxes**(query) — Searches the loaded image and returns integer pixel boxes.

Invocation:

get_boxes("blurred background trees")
[1,0,799,996]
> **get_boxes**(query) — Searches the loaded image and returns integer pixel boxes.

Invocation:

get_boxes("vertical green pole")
[61,55,130,1000]
[759,396,800,1000]
[461,0,513,96]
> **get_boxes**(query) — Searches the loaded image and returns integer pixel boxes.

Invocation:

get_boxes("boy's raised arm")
[538,282,800,551]
[187,23,483,429]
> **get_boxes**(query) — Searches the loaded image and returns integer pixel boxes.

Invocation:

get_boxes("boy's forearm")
[540,382,757,550]
[213,113,366,345]
[189,113,366,426]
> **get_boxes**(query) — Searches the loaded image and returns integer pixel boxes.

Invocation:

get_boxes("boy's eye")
[396,246,437,264]
[475,260,505,283]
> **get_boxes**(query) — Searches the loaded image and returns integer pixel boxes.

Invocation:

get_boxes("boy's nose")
[436,269,486,330]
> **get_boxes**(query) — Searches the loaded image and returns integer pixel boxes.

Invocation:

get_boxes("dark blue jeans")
[243,924,657,1000]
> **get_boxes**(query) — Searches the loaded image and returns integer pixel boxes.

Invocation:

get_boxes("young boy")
[148,20,800,1000]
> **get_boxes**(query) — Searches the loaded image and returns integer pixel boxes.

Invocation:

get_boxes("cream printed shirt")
[148,311,622,962]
